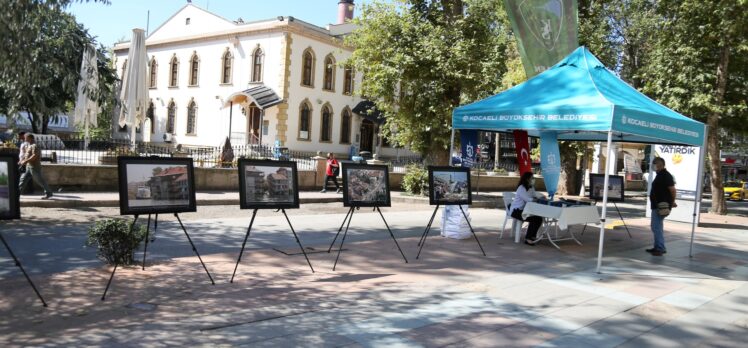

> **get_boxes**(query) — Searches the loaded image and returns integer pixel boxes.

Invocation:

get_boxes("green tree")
[345,0,513,164]
[639,0,748,214]
[0,0,113,134]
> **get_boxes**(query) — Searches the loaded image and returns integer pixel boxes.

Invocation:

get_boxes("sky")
[67,0,386,47]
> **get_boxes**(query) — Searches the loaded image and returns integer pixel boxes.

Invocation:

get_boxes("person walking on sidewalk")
[18,133,53,199]
[648,157,676,256]
[321,152,341,193]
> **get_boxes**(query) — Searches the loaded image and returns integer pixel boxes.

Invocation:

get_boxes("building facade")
[113,2,412,158]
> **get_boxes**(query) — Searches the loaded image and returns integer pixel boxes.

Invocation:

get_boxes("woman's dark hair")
[517,171,534,189]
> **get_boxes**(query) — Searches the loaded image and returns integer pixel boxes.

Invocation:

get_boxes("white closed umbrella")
[118,28,149,147]
[73,44,100,149]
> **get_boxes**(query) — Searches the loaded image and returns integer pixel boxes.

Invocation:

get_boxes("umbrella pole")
[84,114,90,150]
[596,131,614,273]
[449,128,455,166]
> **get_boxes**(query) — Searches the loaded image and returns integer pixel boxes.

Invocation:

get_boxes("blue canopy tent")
[452,47,707,272]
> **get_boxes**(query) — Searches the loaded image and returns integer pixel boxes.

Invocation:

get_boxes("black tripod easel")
[581,201,632,238]
[101,213,215,301]
[230,209,315,283]
[1,231,47,307]
[327,206,408,271]
[416,204,486,259]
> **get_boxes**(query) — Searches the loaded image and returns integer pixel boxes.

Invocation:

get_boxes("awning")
[352,100,385,125]
[224,85,282,109]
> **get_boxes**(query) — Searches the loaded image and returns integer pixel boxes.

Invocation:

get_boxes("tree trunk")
[708,46,729,215]
[26,110,39,134]
[556,142,578,196]
[428,146,451,166]
[41,114,49,134]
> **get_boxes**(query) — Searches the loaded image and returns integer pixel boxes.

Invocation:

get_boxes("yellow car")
[724,181,747,201]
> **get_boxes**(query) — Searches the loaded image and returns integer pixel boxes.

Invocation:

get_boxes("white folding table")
[521,202,601,249]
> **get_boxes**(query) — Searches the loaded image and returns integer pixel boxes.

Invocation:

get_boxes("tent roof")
[453,47,705,146]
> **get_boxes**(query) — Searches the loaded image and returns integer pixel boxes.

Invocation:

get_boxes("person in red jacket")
[321,152,341,193]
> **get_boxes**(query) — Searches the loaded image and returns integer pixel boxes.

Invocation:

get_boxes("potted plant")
[86,218,147,265]
[489,167,507,176]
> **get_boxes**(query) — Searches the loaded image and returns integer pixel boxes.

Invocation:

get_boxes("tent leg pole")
[596,131,614,273]
[449,128,455,166]
[690,125,708,258]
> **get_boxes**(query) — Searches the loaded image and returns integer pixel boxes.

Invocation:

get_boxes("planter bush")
[402,164,428,196]
[86,218,147,265]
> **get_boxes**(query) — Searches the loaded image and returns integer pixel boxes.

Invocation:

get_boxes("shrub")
[86,218,147,265]
[402,164,428,196]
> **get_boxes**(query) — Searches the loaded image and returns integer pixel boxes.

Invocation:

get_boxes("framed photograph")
[238,159,299,210]
[342,164,390,207]
[118,157,197,215]
[589,174,625,202]
[0,155,21,220]
[428,166,471,206]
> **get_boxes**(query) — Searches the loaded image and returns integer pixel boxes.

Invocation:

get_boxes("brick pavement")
[1,200,747,347]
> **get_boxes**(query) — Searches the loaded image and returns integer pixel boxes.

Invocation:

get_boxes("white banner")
[647,144,703,224]
[654,145,700,200]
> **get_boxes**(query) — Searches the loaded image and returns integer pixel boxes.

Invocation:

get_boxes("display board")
[118,157,197,215]
[589,174,625,202]
[342,164,391,207]
[0,155,21,220]
[238,159,299,210]
[428,166,472,206]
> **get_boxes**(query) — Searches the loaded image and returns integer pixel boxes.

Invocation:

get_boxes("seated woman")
[510,172,544,245]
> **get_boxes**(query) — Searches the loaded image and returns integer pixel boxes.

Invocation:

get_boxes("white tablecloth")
[522,202,600,230]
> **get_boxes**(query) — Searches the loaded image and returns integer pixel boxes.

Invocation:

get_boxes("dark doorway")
[247,104,261,144]
[360,119,374,153]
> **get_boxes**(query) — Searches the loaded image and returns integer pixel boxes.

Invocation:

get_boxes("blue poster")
[540,131,561,197]
[460,130,479,168]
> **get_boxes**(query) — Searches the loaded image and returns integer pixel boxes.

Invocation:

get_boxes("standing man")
[648,157,676,256]
[320,152,341,193]
[16,131,33,193]
[18,133,53,199]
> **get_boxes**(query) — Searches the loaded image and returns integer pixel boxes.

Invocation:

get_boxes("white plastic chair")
[500,191,524,241]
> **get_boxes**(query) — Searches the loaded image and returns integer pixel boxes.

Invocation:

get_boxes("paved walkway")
[1,199,747,347]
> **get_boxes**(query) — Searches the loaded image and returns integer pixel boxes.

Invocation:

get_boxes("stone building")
[113,1,413,159]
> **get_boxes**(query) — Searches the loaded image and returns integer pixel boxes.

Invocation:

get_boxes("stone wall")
[42,164,546,192]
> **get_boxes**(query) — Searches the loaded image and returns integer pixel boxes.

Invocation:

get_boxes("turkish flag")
[513,130,532,175]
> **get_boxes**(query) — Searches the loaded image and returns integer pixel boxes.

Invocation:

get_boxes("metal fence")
[32,136,320,170]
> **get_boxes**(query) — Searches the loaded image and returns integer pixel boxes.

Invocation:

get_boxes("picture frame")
[589,174,625,202]
[0,155,21,220]
[428,166,472,206]
[238,159,300,210]
[342,163,390,207]
[118,156,197,215]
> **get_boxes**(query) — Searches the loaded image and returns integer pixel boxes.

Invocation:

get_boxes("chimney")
[337,0,354,24]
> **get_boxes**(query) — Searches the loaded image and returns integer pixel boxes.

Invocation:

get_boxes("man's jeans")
[650,209,666,251]
[19,165,51,196]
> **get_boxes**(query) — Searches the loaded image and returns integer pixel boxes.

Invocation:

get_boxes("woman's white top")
[511,185,535,212]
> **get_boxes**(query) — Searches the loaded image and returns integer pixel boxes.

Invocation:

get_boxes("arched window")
[323,55,335,91]
[186,99,197,135]
[189,52,199,86]
[166,101,176,134]
[343,65,354,95]
[148,57,157,88]
[169,55,179,87]
[340,108,351,144]
[301,49,315,87]
[221,49,233,84]
[298,101,311,140]
[320,104,332,142]
[121,59,128,79]
[251,47,263,82]
[146,101,155,133]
